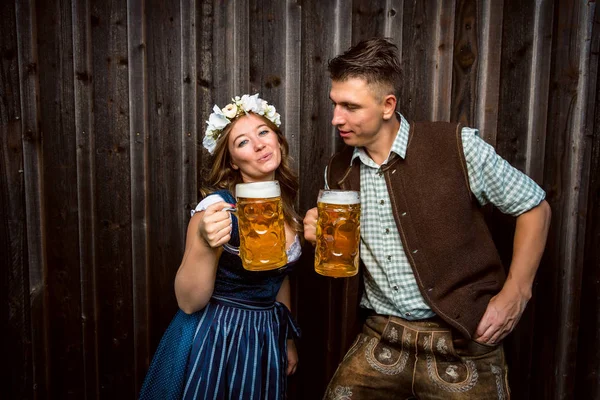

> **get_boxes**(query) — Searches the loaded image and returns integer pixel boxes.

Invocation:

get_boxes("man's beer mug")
[223,181,288,271]
[315,190,361,277]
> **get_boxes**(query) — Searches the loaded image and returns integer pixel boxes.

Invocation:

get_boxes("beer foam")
[319,190,360,205]
[236,181,281,198]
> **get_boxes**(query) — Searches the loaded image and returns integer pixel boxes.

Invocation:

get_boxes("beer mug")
[314,190,361,277]
[223,181,288,271]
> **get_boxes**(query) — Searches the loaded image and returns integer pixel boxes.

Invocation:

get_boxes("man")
[303,37,551,399]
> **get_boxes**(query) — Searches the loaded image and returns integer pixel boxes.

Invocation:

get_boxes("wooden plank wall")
[1,0,598,399]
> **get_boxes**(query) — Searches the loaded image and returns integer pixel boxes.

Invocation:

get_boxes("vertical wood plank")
[127,0,149,393]
[452,0,478,126]
[351,0,388,41]
[211,0,248,103]
[524,0,553,182]
[36,0,88,394]
[89,0,135,396]
[284,0,302,174]
[145,0,183,353]
[398,0,440,121]
[576,10,600,395]
[473,0,503,145]
[1,0,32,398]
[180,0,197,235]
[496,0,536,169]
[72,0,100,396]
[197,0,214,181]
[15,0,49,397]
[430,0,454,121]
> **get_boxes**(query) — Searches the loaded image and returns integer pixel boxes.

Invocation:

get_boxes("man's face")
[329,77,387,148]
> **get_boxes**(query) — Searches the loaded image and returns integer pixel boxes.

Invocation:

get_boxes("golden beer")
[315,190,361,277]
[230,181,287,271]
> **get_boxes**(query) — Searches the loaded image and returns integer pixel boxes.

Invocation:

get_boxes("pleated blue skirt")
[139,296,298,400]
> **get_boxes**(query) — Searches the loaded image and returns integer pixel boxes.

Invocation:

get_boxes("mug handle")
[221,206,239,256]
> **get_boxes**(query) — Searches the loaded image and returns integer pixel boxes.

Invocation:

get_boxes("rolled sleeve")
[462,127,546,216]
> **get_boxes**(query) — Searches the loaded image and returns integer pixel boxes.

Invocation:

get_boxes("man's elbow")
[539,199,551,225]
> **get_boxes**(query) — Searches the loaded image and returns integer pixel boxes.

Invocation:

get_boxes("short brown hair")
[328,37,402,98]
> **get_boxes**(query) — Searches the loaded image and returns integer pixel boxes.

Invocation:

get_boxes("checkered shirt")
[325,114,546,320]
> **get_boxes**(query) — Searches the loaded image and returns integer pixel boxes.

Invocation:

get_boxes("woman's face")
[227,113,282,183]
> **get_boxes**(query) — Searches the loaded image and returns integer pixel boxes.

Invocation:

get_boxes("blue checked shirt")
[325,114,546,320]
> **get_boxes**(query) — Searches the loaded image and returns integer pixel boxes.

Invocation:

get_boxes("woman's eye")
[258,130,269,136]
[238,139,249,147]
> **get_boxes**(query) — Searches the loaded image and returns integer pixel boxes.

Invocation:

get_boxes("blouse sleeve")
[190,194,226,217]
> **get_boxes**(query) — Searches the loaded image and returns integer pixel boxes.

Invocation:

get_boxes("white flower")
[208,105,230,130]
[273,113,281,126]
[202,134,217,154]
[240,93,261,113]
[222,103,238,119]
[265,105,277,119]
[202,93,281,154]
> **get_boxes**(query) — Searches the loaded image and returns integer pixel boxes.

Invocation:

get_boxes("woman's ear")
[230,161,239,170]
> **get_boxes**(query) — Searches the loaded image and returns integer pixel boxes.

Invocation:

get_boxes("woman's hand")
[286,339,298,375]
[198,201,234,248]
[303,207,318,244]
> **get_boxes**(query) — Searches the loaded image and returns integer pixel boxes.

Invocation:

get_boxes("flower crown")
[203,93,281,154]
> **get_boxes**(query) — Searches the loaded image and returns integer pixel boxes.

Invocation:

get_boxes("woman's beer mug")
[223,181,288,271]
[314,190,361,277]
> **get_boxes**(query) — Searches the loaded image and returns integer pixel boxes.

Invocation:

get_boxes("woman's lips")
[258,152,273,162]
[339,130,352,138]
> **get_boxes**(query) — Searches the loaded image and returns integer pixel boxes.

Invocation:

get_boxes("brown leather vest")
[327,121,505,338]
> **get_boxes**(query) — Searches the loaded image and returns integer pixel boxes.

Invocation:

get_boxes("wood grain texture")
[127,0,149,393]
[15,0,49,397]
[2,1,600,398]
[1,0,31,398]
[90,0,136,396]
[35,0,88,396]
[145,0,184,363]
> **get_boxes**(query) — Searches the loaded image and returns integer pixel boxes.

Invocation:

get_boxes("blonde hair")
[200,113,302,235]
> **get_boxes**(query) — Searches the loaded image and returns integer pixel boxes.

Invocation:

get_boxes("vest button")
[412,249,418,254]
[401,212,407,216]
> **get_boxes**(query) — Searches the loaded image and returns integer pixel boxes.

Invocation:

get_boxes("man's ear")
[382,94,397,120]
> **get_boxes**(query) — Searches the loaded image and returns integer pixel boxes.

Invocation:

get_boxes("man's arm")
[474,199,551,344]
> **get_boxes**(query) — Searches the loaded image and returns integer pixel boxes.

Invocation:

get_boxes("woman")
[140,94,302,400]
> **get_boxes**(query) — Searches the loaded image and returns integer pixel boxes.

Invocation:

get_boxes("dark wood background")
[2,0,599,399]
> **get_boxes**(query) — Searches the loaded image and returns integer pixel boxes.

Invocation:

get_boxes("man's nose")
[331,107,344,126]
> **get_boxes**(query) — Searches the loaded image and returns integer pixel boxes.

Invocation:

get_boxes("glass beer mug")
[314,190,361,277]
[223,181,288,271]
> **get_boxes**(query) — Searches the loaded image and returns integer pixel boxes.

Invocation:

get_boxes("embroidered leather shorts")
[324,314,510,400]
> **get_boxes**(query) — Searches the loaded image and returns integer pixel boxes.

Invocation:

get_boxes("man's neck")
[364,117,401,165]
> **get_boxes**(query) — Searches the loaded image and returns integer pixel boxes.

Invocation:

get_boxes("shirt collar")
[350,112,410,166]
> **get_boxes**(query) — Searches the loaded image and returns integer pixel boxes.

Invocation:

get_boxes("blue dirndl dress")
[139,190,301,400]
